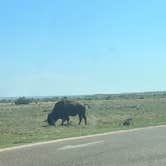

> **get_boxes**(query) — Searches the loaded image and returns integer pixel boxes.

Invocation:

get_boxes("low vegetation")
[0,92,166,148]
[14,97,32,105]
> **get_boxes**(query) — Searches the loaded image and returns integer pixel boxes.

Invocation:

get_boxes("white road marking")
[0,124,166,153]
[58,140,104,150]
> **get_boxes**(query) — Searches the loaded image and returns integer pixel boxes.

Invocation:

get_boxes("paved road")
[1,125,166,166]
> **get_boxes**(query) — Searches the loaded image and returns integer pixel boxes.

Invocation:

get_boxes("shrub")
[15,97,32,105]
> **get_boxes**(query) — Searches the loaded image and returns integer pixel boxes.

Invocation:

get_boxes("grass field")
[1,92,166,148]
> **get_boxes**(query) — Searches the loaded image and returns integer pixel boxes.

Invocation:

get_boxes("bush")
[15,97,32,105]
[0,99,12,103]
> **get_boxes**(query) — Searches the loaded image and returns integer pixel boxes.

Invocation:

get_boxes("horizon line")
[1,90,166,99]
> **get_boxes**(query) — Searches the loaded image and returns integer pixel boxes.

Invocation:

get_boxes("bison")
[46,100,87,126]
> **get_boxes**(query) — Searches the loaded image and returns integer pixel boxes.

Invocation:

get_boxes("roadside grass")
[1,97,166,148]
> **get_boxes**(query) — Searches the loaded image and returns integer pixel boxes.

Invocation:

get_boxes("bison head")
[46,112,60,125]
[47,113,56,125]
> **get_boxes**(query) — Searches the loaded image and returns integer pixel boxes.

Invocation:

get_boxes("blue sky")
[0,0,166,97]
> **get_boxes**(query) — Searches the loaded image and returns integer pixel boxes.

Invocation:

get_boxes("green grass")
[1,94,166,149]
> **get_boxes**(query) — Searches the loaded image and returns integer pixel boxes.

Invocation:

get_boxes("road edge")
[1,124,166,153]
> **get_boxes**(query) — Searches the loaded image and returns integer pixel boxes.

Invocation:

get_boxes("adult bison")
[46,100,87,126]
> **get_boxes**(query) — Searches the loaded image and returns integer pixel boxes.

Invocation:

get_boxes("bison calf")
[123,118,133,126]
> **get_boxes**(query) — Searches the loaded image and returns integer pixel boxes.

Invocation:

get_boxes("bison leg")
[83,115,87,125]
[79,114,87,125]
[61,118,65,126]
[78,115,83,125]
[61,117,70,126]
[66,117,70,125]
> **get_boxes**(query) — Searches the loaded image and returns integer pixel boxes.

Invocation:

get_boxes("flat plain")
[1,92,166,149]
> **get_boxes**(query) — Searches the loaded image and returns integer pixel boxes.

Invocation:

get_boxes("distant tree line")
[1,91,166,104]
[0,99,12,103]
[15,97,33,105]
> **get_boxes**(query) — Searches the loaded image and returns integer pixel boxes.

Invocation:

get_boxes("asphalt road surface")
[1,125,166,166]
